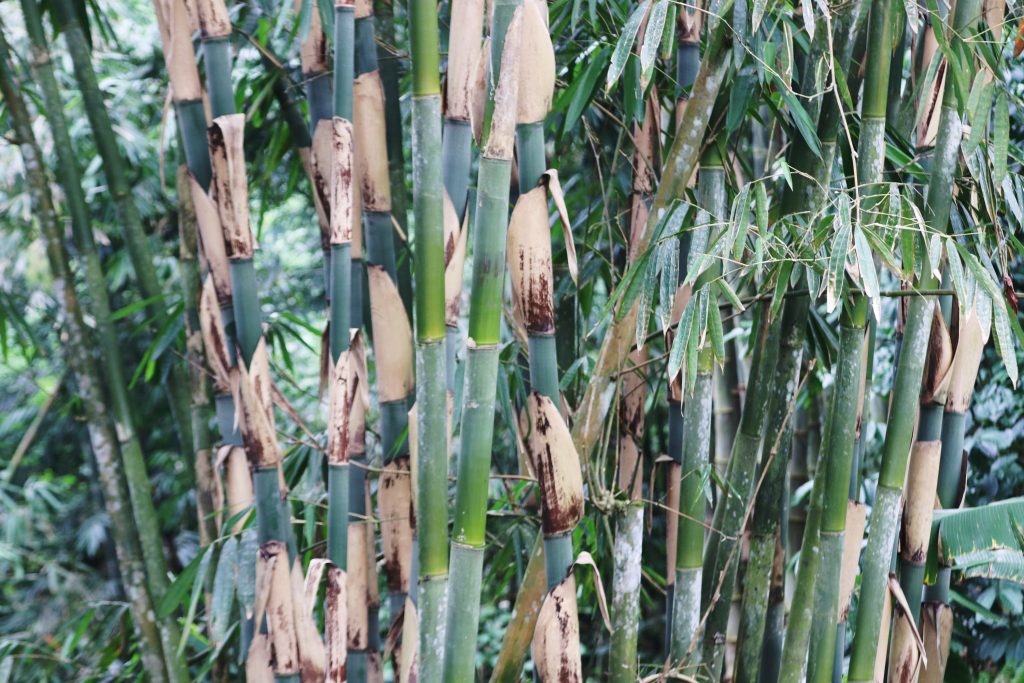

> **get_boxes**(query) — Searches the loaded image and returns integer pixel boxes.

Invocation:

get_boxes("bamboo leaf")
[158,545,211,619]
[660,2,677,60]
[635,246,659,347]
[211,536,238,647]
[606,1,650,91]
[776,83,822,159]
[755,181,769,241]
[752,0,768,32]
[770,259,794,321]
[802,0,816,41]
[946,238,967,321]
[668,297,695,382]
[709,296,725,362]
[993,90,1009,185]
[558,46,610,137]
[731,186,752,261]
[827,195,852,313]
[963,78,994,156]
[686,293,701,390]
[717,279,746,312]
[854,227,881,320]
[659,235,680,332]
[993,303,1019,387]
[640,0,669,88]
[903,0,919,34]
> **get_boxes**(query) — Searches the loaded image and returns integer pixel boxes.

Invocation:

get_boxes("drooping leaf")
[827,195,852,313]
[639,0,669,88]
[211,536,239,647]
[854,227,881,320]
[992,90,1009,185]
[606,1,651,91]
[931,499,1024,583]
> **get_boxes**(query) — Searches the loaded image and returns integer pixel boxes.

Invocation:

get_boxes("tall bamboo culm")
[846,0,982,676]
[408,0,452,674]
[0,25,172,683]
[444,4,523,681]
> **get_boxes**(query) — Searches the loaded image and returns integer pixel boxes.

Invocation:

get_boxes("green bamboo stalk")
[0,26,171,683]
[444,5,523,680]
[51,0,196,463]
[847,0,981,674]
[733,294,810,683]
[670,148,726,666]
[407,0,451,674]
[18,6,190,676]
[805,301,868,683]
[700,305,781,677]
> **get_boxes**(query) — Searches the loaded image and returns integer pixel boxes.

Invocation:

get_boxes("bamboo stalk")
[52,0,196,463]
[0,26,171,683]
[407,0,451,674]
[846,0,981,675]
[444,6,523,680]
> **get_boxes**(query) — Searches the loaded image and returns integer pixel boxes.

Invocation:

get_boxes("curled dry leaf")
[367,266,415,402]
[154,0,202,101]
[331,117,356,246]
[507,184,555,335]
[516,0,555,125]
[354,72,392,211]
[542,170,578,284]
[447,0,485,121]
[531,573,582,683]
[209,115,253,258]
[523,392,584,536]
[199,280,231,392]
[483,8,523,160]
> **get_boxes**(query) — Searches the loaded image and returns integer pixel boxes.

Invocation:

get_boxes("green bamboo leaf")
[210,536,238,647]
[755,181,769,238]
[752,0,768,32]
[946,238,967,320]
[963,77,994,156]
[731,186,752,260]
[903,0,919,35]
[178,543,214,654]
[993,303,1018,387]
[659,235,680,332]
[668,297,696,382]
[559,46,611,136]
[993,90,1009,185]
[717,279,746,312]
[158,545,211,619]
[686,293,702,390]
[571,0,583,33]
[635,244,660,347]
[640,0,669,88]
[779,22,794,84]
[660,1,677,60]
[801,0,816,41]
[827,195,852,313]
[776,83,823,159]
[237,529,258,617]
[854,227,881,320]
[607,1,651,91]
[769,259,794,321]
[709,296,725,362]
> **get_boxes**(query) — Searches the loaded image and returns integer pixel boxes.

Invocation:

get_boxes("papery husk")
[921,305,953,404]
[332,117,356,246]
[347,521,371,649]
[209,114,254,258]
[291,558,327,682]
[901,442,941,563]
[326,565,348,683]
[246,633,275,683]
[233,341,280,469]
[224,445,254,534]
[507,184,555,335]
[199,280,231,392]
[155,0,202,100]
[310,120,334,251]
[190,175,232,303]
[353,71,393,211]
[471,38,490,144]
[617,435,643,501]
[523,392,584,536]
[191,0,231,38]
[444,192,469,325]
[516,0,555,125]
[257,541,299,675]
[297,0,329,73]
[619,347,648,440]
[944,306,987,412]
[379,456,415,594]
[398,597,418,683]
[447,0,485,121]
[483,9,522,160]
[531,573,582,683]
[918,603,952,683]
[367,266,415,402]
[839,501,867,619]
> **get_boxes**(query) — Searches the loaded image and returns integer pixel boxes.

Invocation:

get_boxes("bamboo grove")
[2,0,1024,681]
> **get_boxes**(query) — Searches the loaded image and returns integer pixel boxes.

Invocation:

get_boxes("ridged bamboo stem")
[409,0,450,674]
[846,0,979,674]
[0,26,172,683]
